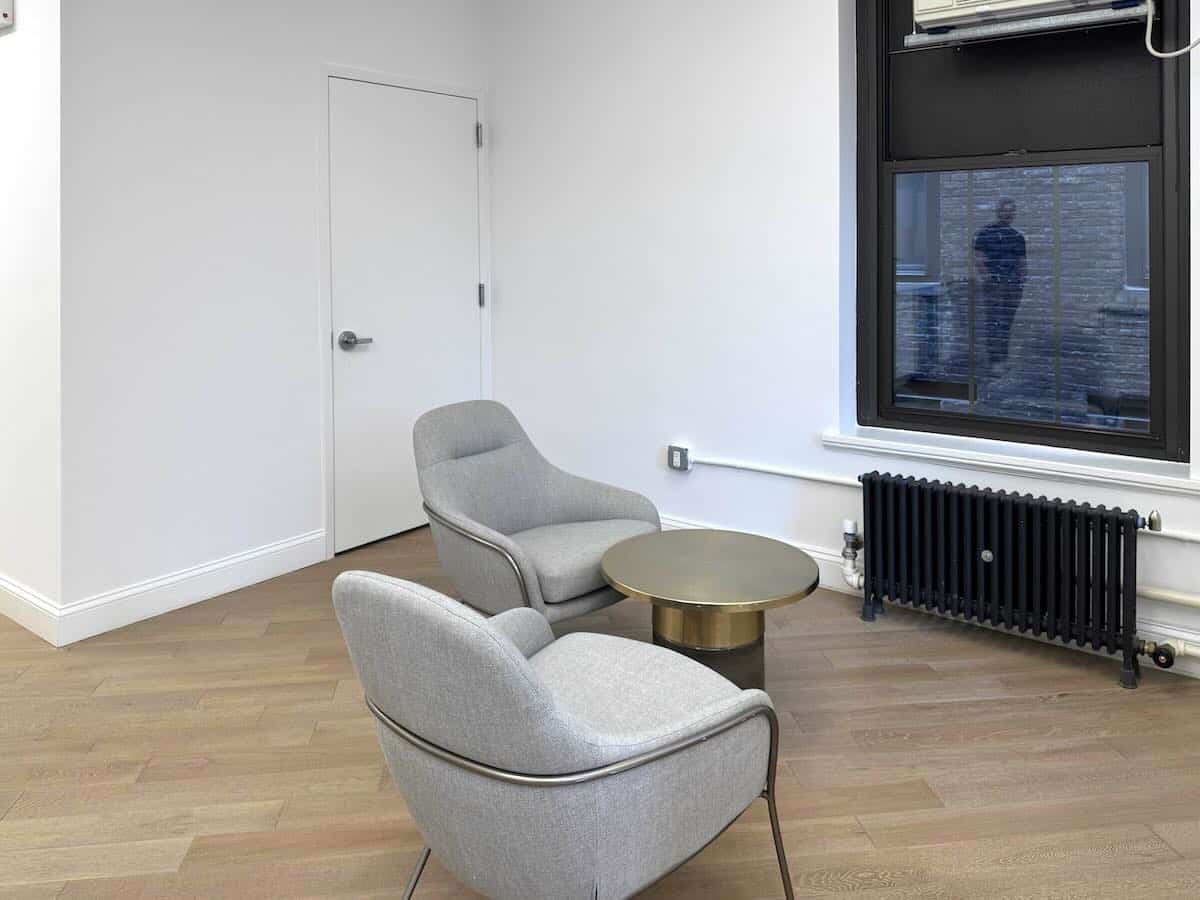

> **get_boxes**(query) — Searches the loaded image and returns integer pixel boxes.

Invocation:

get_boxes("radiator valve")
[1148,642,1177,669]
[841,521,865,592]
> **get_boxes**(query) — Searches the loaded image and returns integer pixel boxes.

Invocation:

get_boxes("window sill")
[821,424,1200,498]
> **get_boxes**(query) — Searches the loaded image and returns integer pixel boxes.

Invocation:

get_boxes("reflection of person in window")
[974,199,1026,368]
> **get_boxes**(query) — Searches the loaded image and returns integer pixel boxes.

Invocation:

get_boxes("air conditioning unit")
[914,0,1119,30]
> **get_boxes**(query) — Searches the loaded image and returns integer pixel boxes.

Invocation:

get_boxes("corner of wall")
[0,576,60,646]
[0,0,64,643]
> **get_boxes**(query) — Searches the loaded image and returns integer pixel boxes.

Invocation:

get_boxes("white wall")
[489,0,1200,674]
[490,0,844,538]
[0,2,62,622]
[490,0,850,545]
[57,1,487,626]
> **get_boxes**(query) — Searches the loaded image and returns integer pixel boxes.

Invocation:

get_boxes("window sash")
[855,0,1189,463]
[873,147,1174,459]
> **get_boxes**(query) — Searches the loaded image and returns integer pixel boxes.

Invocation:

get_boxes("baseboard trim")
[0,573,60,646]
[55,529,327,646]
[659,514,855,597]
[12,530,329,647]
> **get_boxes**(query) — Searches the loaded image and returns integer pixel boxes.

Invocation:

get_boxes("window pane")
[893,163,1151,434]
[895,174,930,277]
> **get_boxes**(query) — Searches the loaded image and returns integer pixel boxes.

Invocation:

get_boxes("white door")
[330,77,482,552]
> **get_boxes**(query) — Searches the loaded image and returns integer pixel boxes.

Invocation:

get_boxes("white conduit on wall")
[1143,527,1200,546]
[690,456,861,489]
[690,456,1200,606]
[1140,585,1200,611]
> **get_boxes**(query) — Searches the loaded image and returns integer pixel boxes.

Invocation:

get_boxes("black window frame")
[856,0,1190,462]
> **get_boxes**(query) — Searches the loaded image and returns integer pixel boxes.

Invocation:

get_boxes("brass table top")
[601,529,820,615]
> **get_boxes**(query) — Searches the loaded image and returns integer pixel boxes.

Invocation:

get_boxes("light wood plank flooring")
[3,528,1200,898]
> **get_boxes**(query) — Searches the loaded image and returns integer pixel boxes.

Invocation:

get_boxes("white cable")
[1145,0,1200,59]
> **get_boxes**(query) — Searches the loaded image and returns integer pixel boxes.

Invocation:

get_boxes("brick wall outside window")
[894,164,1151,432]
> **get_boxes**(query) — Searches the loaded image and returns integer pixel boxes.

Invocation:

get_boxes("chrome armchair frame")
[423,503,534,607]
[366,696,795,900]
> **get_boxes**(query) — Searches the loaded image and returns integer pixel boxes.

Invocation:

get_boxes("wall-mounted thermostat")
[1,2,12,31]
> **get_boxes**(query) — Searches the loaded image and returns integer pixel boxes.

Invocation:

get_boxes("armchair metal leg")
[403,846,431,900]
[764,707,795,900]
[766,790,795,900]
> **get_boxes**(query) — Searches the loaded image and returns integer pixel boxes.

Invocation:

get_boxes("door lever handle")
[338,331,374,351]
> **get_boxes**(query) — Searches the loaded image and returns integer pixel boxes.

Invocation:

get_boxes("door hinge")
[476,122,484,149]
[478,283,486,308]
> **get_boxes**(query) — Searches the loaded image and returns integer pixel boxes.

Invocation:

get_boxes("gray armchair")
[333,571,795,900]
[413,400,660,623]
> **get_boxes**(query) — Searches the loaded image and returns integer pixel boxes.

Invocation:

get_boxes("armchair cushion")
[510,519,656,604]
[530,631,771,761]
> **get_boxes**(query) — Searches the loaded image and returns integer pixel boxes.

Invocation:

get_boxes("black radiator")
[860,472,1144,688]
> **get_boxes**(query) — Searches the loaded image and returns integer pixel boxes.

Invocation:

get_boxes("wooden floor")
[3,529,1200,898]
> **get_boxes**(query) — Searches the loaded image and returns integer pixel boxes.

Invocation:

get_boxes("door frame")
[317,64,493,559]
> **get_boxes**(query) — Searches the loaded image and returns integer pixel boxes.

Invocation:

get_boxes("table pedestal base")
[652,606,764,651]
[652,607,766,690]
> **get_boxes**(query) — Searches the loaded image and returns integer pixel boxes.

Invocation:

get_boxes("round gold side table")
[601,529,820,689]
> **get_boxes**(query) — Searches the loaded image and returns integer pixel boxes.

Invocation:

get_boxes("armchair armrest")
[424,504,547,615]
[490,607,555,658]
[586,689,774,764]
[364,686,776,786]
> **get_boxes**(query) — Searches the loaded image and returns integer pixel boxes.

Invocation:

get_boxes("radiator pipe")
[1128,588,1195,667]
[1144,510,1200,546]
[841,520,865,591]
[1139,638,1199,669]
[1139,584,1200,611]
